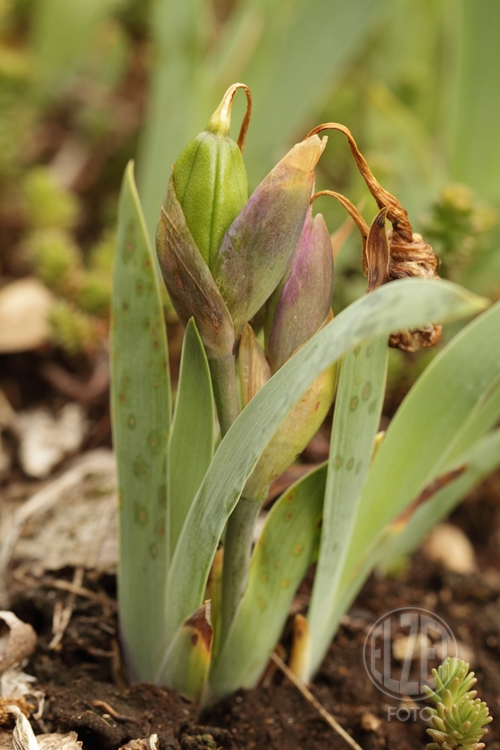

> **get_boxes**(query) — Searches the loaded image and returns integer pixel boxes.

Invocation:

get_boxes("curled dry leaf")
[7,705,39,750]
[1,715,80,750]
[308,124,442,352]
[0,613,37,677]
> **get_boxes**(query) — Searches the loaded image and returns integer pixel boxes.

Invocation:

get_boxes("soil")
[3,473,500,750]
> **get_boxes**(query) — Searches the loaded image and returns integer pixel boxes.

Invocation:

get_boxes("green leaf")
[381,429,500,569]
[157,602,213,702]
[319,306,500,657]
[306,337,387,680]
[137,0,211,240]
[210,464,327,698]
[439,375,500,467]
[164,278,486,648]
[448,1,500,202]
[327,432,500,651]
[111,161,171,681]
[168,319,214,559]
[214,0,390,187]
[32,0,117,92]
[340,301,500,590]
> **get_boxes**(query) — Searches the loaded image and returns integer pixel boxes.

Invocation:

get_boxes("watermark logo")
[363,607,457,702]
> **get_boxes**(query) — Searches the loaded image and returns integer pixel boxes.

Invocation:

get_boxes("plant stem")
[208,350,261,647]
[209,353,240,437]
[220,495,261,643]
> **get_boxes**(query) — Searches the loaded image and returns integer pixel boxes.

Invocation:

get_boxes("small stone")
[423,523,476,574]
[392,633,430,662]
[361,712,381,732]
[0,278,53,353]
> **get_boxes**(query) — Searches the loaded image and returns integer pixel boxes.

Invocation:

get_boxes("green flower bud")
[157,175,236,360]
[156,87,326,358]
[172,83,251,269]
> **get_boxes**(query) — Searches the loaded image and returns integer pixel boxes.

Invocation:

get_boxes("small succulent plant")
[424,657,492,750]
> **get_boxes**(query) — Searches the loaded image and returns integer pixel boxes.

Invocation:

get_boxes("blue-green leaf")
[168,318,214,559]
[210,464,326,697]
[111,161,171,681]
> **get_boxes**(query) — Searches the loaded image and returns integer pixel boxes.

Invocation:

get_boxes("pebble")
[423,523,476,573]
[392,633,430,662]
[361,712,381,732]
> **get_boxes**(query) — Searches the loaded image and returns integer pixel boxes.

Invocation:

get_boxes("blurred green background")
[1,0,499,358]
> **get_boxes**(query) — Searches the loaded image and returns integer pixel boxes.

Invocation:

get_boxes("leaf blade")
[165,278,487,646]
[168,318,214,558]
[111,161,171,681]
[158,602,213,702]
[341,301,500,585]
[381,429,500,568]
[306,337,387,680]
[210,464,327,698]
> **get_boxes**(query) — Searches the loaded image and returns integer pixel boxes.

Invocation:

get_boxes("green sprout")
[110,83,500,704]
[424,657,492,750]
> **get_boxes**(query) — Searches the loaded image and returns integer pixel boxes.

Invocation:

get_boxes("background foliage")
[2,0,500,334]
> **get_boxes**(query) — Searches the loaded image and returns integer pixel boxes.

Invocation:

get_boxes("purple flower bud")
[265,206,334,374]
[211,135,327,331]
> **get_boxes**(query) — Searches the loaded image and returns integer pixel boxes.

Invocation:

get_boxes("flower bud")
[238,314,336,501]
[264,205,334,374]
[212,134,327,331]
[172,84,251,269]
[156,175,235,360]
[244,344,336,500]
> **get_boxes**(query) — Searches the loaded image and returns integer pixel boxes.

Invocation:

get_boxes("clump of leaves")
[111,83,500,706]
[422,184,498,282]
[22,167,115,355]
[424,657,492,750]
[23,167,79,230]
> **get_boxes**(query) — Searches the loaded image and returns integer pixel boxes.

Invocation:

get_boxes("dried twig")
[271,652,364,750]
[91,700,135,723]
[49,567,84,650]
[41,578,111,605]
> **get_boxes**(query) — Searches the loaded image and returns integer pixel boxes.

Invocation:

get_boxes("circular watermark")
[363,607,457,701]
